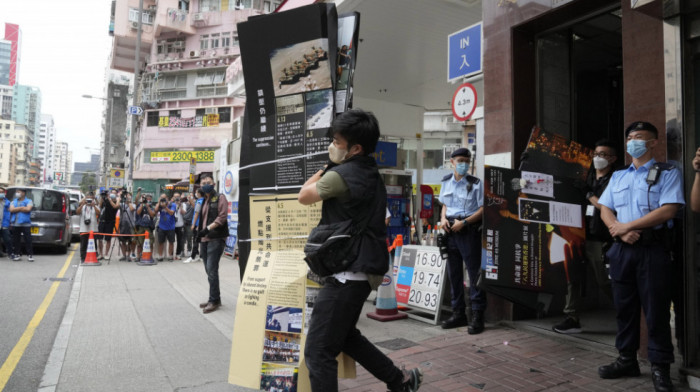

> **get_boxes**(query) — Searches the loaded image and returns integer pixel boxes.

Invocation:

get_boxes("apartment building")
[11,84,41,159]
[39,114,57,182]
[53,141,72,186]
[0,84,11,120]
[109,0,275,193]
[0,119,32,186]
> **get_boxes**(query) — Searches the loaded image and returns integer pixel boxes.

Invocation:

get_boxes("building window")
[169,110,181,117]
[211,33,220,49]
[179,0,189,11]
[200,35,209,50]
[196,108,206,116]
[200,0,220,12]
[221,32,230,47]
[232,32,239,46]
[238,0,253,8]
[128,8,155,24]
[147,111,159,126]
[218,107,231,123]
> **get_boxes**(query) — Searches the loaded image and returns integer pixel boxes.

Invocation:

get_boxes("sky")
[2,0,115,163]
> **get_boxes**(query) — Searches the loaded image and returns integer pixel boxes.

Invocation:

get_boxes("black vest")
[321,155,388,275]
[203,193,229,239]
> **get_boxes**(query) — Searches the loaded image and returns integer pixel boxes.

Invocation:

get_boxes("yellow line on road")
[0,249,76,391]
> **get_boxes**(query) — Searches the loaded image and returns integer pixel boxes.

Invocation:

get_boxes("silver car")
[70,199,80,241]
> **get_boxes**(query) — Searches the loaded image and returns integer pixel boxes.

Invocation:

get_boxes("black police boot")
[598,353,641,379]
[467,310,485,335]
[441,312,468,329]
[651,363,675,392]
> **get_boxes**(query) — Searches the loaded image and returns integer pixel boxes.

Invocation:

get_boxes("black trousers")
[304,278,403,392]
[12,226,33,256]
[607,242,674,363]
[80,233,90,262]
[175,226,184,255]
[445,228,485,314]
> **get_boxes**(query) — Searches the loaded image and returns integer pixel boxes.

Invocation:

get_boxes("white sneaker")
[183,257,194,263]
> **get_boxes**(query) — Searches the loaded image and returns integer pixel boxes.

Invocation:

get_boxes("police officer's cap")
[625,121,658,138]
[451,148,471,158]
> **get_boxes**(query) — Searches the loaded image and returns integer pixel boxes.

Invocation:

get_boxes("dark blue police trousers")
[446,228,485,314]
[607,242,674,364]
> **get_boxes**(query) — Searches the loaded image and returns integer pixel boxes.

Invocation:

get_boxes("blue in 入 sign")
[372,141,398,167]
[447,22,482,82]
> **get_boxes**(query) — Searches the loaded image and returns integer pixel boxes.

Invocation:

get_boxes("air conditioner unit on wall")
[189,50,200,58]
[193,13,205,21]
[130,21,139,29]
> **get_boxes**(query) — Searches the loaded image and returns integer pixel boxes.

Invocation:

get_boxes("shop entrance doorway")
[513,8,623,350]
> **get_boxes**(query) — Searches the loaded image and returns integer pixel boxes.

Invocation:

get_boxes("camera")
[160,198,167,203]
[142,196,147,203]
[86,199,93,205]
[181,197,188,203]
[84,218,91,225]
[436,232,450,260]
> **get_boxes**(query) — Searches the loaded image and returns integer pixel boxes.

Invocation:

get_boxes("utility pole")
[129,0,144,191]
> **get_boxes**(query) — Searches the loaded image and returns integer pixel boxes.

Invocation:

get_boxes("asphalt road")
[0,243,80,392]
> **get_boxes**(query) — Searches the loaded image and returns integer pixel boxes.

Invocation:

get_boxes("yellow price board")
[148,150,215,163]
[412,184,441,195]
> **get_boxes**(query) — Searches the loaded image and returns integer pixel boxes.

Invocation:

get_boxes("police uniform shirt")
[598,158,684,226]
[438,174,483,218]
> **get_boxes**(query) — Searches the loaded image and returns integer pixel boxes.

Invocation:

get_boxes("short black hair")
[595,139,617,155]
[200,173,214,183]
[196,189,205,197]
[331,109,380,155]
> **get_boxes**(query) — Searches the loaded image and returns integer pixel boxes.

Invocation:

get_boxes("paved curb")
[38,265,83,392]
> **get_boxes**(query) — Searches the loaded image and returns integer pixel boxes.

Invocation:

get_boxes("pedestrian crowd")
[74,188,208,264]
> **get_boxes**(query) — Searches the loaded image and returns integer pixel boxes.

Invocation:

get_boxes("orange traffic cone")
[81,231,101,266]
[367,235,407,322]
[138,231,156,266]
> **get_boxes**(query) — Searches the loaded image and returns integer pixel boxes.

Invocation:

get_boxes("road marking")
[0,250,76,392]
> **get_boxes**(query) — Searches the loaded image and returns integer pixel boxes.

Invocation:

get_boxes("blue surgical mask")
[202,184,214,194]
[0,193,4,199]
[456,162,469,176]
[626,139,648,159]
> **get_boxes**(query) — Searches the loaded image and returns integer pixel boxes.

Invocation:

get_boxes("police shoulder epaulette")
[466,175,480,184]
[653,162,675,171]
[441,173,453,182]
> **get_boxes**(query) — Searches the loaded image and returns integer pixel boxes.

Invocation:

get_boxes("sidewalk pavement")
[46,252,692,392]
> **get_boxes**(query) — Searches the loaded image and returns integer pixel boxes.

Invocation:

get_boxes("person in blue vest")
[0,187,12,258]
[438,147,485,334]
[9,188,34,262]
[597,121,684,392]
[155,193,177,261]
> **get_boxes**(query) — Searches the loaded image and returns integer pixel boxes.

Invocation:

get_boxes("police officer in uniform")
[597,121,684,392]
[438,147,485,334]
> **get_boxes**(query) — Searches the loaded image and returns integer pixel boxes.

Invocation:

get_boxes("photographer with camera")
[182,193,195,256]
[155,193,176,261]
[172,192,186,260]
[76,192,100,262]
[117,190,137,261]
[184,189,205,263]
[438,147,485,334]
[97,189,120,260]
[134,193,156,262]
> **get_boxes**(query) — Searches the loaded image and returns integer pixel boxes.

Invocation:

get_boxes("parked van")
[6,187,73,253]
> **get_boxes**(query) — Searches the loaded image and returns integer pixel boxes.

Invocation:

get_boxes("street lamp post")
[82,94,115,188]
